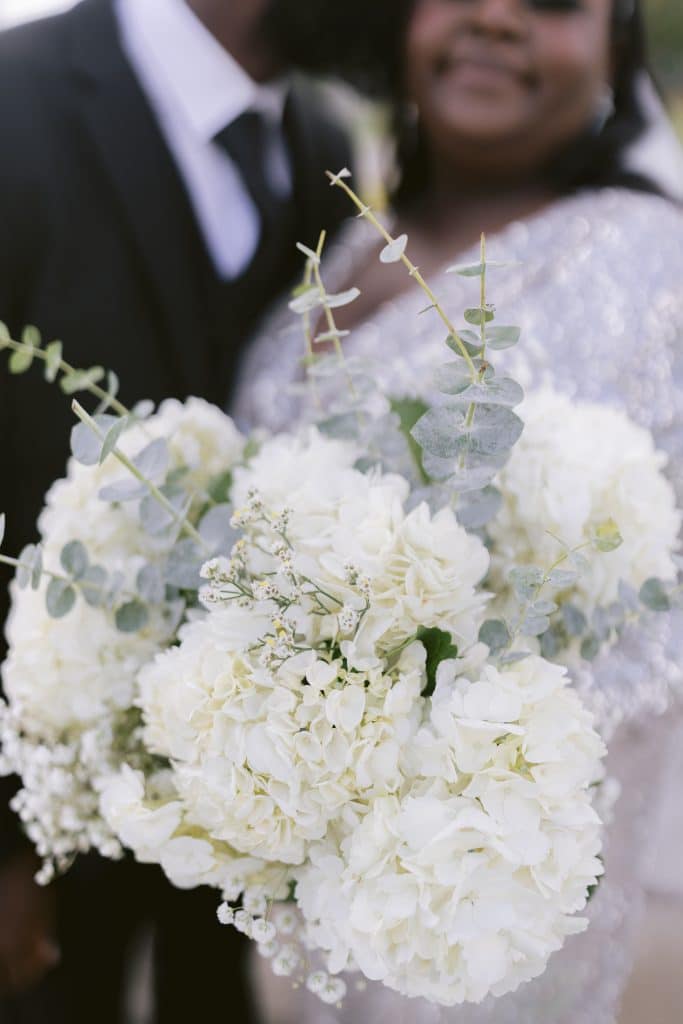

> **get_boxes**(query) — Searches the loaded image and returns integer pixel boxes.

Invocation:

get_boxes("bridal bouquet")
[1,173,680,1007]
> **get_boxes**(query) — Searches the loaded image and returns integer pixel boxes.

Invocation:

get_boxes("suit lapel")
[66,0,211,398]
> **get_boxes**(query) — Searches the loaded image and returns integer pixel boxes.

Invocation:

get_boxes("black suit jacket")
[0,0,351,855]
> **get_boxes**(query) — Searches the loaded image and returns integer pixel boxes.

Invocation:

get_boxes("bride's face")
[405,0,614,177]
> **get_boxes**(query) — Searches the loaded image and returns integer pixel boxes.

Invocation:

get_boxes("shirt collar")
[115,0,289,143]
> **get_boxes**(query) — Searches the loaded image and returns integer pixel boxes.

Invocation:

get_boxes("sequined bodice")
[233,188,683,1024]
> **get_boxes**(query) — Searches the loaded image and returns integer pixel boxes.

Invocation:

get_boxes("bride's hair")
[388,0,670,206]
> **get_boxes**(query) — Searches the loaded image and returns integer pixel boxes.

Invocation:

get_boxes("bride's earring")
[593,84,616,133]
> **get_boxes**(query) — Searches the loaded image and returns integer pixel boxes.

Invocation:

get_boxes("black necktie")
[213,110,282,232]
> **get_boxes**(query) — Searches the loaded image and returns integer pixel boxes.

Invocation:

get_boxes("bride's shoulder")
[535,188,683,264]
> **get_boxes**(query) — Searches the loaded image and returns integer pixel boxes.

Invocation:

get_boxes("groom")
[0,0,357,1019]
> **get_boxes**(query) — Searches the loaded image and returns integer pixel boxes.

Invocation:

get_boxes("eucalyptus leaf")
[592,518,623,553]
[456,485,502,529]
[509,566,545,600]
[9,347,34,374]
[0,322,9,346]
[70,414,119,466]
[581,634,601,661]
[547,568,579,590]
[99,479,147,503]
[478,619,511,654]
[464,307,494,326]
[295,242,320,263]
[164,539,204,591]
[411,403,522,461]
[136,564,165,604]
[639,577,671,612]
[562,603,587,636]
[133,438,169,483]
[199,505,238,553]
[60,540,89,580]
[326,287,361,309]
[115,600,150,634]
[289,288,320,315]
[446,262,483,277]
[379,235,408,264]
[499,651,531,666]
[17,545,40,589]
[486,326,521,350]
[46,578,77,619]
[520,611,551,637]
[433,362,473,396]
[533,599,558,615]
[0,513,4,549]
[139,492,178,536]
[540,626,563,659]
[44,341,63,382]
[60,366,105,395]
[99,417,128,464]
[456,377,524,408]
[81,566,108,608]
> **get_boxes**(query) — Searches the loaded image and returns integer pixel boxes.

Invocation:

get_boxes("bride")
[233,0,683,1021]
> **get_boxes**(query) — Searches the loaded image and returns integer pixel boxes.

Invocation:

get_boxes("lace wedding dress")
[232,187,683,1024]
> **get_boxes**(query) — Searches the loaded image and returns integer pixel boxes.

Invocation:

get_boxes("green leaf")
[390,397,429,482]
[456,485,502,529]
[44,341,63,382]
[411,402,523,460]
[639,577,671,612]
[486,326,521,350]
[81,566,108,608]
[433,362,472,396]
[446,262,483,277]
[9,347,34,374]
[60,366,105,395]
[100,417,128,464]
[0,513,4,549]
[133,438,169,483]
[199,505,237,553]
[478,619,511,655]
[379,234,408,264]
[60,540,89,580]
[592,518,623,553]
[509,566,545,600]
[207,471,233,505]
[464,307,494,326]
[456,376,524,408]
[326,288,361,309]
[115,600,150,633]
[70,414,119,466]
[547,568,579,590]
[0,322,10,348]
[46,578,77,618]
[417,626,458,698]
[136,564,165,605]
[22,325,41,349]
[580,634,601,661]
[562,603,587,636]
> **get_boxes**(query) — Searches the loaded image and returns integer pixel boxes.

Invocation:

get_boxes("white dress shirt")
[115,0,291,280]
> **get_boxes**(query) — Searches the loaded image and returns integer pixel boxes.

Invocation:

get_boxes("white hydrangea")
[139,626,426,865]
[1,400,245,868]
[99,765,291,901]
[491,389,681,610]
[295,656,605,1006]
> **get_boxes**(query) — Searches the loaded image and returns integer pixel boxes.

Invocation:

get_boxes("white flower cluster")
[490,389,681,611]
[122,430,606,1007]
[0,399,245,873]
[295,656,605,1006]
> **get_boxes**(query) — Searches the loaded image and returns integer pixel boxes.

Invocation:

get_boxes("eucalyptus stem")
[0,553,126,603]
[326,171,478,381]
[71,400,209,552]
[0,331,130,418]
[310,230,358,402]
[300,257,321,409]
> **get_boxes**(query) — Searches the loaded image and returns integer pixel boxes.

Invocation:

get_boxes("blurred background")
[0,1,681,1022]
